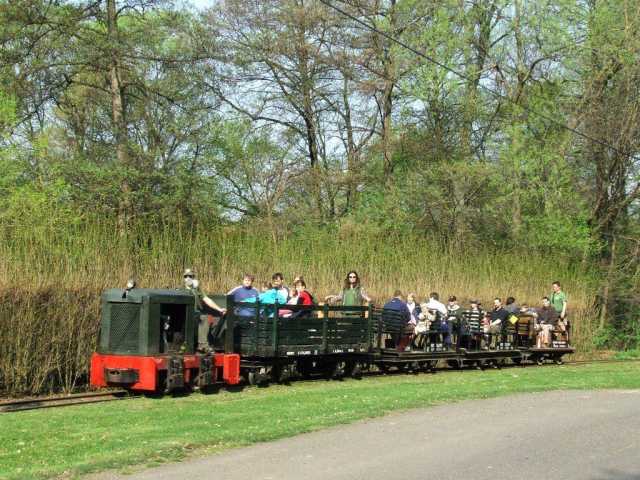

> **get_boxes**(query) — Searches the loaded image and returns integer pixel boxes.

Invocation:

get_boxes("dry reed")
[0,220,597,396]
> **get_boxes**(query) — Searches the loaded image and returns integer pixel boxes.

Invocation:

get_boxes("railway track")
[0,390,136,413]
[1,357,637,413]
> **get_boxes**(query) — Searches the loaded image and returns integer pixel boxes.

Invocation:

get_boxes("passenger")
[406,293,421,326]
[227,274,259,317]
[550,281,568,333]
[505,297,520,314]
[271,272,290,302]
[482,311,492,349]
[461,300,484,349]
[293,279,314,306]
[519,303,537,316]
[280,279,315,318]
[183,268,225,352]
[488,298,509,348]
[383,290,412,351]
[183,269,226,314]
[426,292,449,347]
[446,296,463,347]
[425,292,447,316]
[325,271,372,306]
[535,296,558,348]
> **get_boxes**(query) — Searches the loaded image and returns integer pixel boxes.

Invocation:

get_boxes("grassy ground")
[1,362,639,479]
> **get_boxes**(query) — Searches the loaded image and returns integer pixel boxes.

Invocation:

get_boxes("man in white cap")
[183,268,226,351]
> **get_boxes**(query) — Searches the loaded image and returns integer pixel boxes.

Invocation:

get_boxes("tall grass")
[0,219,598,396]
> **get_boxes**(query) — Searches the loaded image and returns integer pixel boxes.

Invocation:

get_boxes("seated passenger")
[294,279,314,306]
[383,290,412,352]
[406,293,421,326]
[271,272,290,302]
[519,304,537,316]
[280,279,315,318]
[488,298,509,347]
[535,296,558,348]
[227,274,259,317]
[258,281,288,318]
[446,296,463,348]
[461,300,484,348]
[505,296,520,314]
[482,311,492,348]
[425,292,447,317]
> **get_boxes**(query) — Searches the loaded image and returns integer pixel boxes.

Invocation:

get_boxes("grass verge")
[1,362,639,480]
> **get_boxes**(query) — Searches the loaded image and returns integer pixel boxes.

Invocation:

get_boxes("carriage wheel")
[447,359,461,370]
[247,371,259,386]
[345,361,362,379]
[378,363,390,374]
[296,360,314,379]
[271,365,290,384]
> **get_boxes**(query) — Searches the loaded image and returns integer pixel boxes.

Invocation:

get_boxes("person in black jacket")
[488,298,509,348]
[383,290,412,351]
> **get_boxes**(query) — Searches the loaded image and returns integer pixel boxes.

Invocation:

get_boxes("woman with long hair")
[325,270,371,306]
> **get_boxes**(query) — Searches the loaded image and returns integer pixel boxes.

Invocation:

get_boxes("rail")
[0,390,136,413]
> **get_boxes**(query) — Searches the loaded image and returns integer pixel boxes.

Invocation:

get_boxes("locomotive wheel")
[512,357,522,365]
[555,356,564,365]
[536,357,545,366]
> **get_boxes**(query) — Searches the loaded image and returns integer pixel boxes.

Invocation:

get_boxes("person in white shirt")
[425,292,447,316]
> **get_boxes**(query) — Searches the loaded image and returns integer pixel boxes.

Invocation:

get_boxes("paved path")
[92,390,640,480]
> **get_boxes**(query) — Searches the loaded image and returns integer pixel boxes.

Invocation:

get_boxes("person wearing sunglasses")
[182,268,226,314]
[182,268,226,351]
[325,271,371,306]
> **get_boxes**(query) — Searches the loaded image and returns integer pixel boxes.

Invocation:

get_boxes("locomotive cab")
[97,288,196,356]
[90,288,240,392]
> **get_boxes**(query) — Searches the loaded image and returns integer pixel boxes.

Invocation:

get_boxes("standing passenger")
[325,271,372,306]
[183,268,225,351]
[550,281,568,333]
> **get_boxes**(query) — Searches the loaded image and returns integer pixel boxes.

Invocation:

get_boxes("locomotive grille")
[108,303,140,353]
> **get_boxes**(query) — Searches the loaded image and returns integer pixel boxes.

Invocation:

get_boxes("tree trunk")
[106,0,131,232]
[343,77,357,212]
[599,234,617,330]
[381,0,396,181]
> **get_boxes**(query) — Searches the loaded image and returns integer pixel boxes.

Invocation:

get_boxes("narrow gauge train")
[90,286,573,393]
